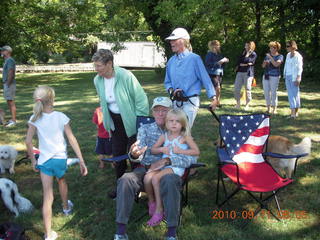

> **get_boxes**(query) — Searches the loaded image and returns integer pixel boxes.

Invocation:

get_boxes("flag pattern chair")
[214,113,308,222]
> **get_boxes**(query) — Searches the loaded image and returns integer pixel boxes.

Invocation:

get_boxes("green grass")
[0,71,319,240]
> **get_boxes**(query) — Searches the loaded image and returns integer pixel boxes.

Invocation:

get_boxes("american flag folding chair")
[211,112,308,223]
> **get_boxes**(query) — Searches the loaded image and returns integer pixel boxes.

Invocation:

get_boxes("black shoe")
[108,190,117,199]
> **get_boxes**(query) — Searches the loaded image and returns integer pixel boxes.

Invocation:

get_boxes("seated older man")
[114,97,196,240]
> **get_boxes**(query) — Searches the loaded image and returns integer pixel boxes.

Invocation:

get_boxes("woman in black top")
[205,40,229,107]
[234,41,257,109]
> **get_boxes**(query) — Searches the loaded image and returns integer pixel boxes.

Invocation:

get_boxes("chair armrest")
[189,163,206,168]
[102,154,129,162]
[216,148,236,164]
[263,152,308,159]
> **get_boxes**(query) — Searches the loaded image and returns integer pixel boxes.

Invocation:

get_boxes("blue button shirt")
[164,50,216,99]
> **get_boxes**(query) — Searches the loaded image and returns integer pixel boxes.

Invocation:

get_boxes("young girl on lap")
[26,86,88,240]
[144,109,200,226]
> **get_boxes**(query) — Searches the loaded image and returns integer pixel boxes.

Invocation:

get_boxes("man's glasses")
[153,109,168,114]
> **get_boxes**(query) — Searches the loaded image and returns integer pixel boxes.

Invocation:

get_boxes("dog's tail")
[290,137,312,156]
[11,182,33,214]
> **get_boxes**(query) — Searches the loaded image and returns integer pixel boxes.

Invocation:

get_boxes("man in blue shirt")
[164,28,217,127]
[1,46,16,127]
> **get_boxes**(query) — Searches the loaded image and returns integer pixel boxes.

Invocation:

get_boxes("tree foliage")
[0,0,319,79]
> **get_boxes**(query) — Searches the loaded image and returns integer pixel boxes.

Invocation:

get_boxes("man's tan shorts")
[3,83,16,100]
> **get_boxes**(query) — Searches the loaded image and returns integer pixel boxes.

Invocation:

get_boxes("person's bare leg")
[266,105,270,113]
[290,108,296,117]
[57,177,68,210]
[295,108,299,117]
[215,86,221,106]
[152,168,173,213]
[40,173,54,238]
[7,100,16,121]
[98,154,105,168]
[144,171,158,203]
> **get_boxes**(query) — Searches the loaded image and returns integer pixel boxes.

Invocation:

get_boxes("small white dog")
[0,145,17,174]
[0,178,33,216]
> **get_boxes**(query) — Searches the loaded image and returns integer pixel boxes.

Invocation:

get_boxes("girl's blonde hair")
[208,40,221,53]
[31,86,55,122]
[268,41,281,51]
[165,109,191,137]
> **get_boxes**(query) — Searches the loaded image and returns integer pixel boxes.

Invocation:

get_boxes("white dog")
[0,145,17,174]
[0,178,33,216]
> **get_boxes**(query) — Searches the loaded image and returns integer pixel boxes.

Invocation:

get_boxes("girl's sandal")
[147,212,164,226]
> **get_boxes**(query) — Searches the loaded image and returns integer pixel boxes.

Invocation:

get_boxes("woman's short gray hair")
[92,49,114,65]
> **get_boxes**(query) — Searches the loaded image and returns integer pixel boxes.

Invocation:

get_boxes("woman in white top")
[283,40,303,118]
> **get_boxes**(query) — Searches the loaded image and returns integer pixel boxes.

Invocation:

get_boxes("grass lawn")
[0,71,319,240]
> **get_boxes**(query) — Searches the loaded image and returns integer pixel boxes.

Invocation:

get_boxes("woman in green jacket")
[92,49,149,198]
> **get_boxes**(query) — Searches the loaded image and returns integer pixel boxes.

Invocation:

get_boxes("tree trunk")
[278,1,286,49]
[313,9,319,55]
[254,0,261,46]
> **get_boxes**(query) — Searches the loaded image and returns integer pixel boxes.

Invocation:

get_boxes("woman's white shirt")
[104,77,120,113]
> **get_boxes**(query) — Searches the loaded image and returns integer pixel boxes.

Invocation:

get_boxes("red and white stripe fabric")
[233,118,270,164]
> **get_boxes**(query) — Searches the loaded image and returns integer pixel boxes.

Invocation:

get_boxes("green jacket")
[94,66,149,137]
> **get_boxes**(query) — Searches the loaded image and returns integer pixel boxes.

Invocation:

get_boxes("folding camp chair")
[208,109,308,224]
[102,116,205,222]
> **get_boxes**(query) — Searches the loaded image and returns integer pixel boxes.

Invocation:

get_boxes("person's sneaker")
[114,234,129,240]
[165,237,177,240]
[63,200,73,215]
[5,120,16,127]
[44,230,58,240]
[108,190,117,199]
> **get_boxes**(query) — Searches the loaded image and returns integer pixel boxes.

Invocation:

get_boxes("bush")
[27,57,38,65]
[154,65,166,79]
[37,52,50,63]
[303,58,320,82]
[64,51,74,63]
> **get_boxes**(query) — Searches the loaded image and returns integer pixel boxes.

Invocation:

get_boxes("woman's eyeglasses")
[286,45,291,48]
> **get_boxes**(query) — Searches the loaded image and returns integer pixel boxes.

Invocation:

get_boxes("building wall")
[97,41,166,68]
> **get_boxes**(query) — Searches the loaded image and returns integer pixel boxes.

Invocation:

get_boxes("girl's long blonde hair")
[31,86,55,122]
[165,109,191,137]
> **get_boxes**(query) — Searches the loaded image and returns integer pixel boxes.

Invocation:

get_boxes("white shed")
[97,41,166,68]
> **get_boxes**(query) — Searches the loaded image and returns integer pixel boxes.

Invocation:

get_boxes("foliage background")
[0,0,319,80]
